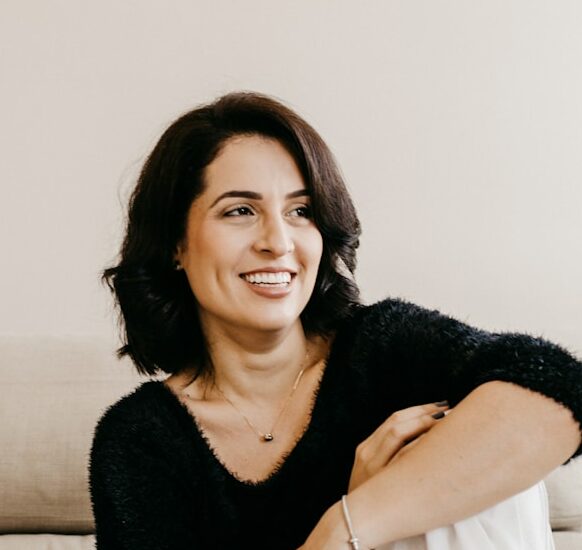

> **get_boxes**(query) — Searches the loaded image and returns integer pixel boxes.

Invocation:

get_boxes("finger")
[374,401,449,439]
[353,402,449,462]
[386,413,439,446]
[371,410,450,466]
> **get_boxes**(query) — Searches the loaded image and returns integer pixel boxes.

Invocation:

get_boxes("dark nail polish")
[434,400,449,407]
[432,411,445,420]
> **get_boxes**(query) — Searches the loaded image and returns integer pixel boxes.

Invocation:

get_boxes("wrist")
[322,502,351,548]
[340,494,376,550]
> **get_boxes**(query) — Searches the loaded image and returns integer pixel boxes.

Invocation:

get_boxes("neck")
[200,320,314,404]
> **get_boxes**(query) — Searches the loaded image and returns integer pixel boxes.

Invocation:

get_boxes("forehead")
[202,135,306,195]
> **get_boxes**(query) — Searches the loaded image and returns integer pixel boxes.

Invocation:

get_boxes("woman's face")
[176,135,323,338]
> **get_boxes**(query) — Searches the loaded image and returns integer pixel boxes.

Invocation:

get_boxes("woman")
[90,91,582,550]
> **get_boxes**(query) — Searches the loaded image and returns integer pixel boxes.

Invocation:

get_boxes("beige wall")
[1,1,581,353]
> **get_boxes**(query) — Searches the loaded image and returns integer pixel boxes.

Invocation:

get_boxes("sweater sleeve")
[359,298,582,458]
[89,397,199,550]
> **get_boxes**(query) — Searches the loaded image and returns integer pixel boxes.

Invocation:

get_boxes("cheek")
[179,235,217,291]
[313,228,324,258]
[187,223,226,262]
[303,230,324,271]
[185,226,246,283]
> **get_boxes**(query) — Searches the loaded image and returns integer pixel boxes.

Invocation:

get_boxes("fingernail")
[432,411,445,419]
[434,400,449,407]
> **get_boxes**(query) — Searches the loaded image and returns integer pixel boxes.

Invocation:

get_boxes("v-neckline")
[156,341,340,489]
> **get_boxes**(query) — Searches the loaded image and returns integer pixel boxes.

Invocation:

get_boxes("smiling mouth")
[240,272,294,286]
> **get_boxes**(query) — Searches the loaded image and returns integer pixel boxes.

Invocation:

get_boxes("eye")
[224,206,255,217]
[288,205,312,218]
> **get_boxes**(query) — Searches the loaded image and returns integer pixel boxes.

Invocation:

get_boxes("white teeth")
[242,272,292,284]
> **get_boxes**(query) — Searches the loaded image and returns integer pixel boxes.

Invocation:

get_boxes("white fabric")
[545,457,582,530]
[380,482,554,550]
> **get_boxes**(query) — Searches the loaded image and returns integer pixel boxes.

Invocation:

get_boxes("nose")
[253,214,294,256]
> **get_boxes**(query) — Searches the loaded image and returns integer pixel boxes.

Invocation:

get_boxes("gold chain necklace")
[214,365,307,442]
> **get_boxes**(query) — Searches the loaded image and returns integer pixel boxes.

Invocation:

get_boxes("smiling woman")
[175,136,323,336]
[90,92,582,550]
[100,92,360,380]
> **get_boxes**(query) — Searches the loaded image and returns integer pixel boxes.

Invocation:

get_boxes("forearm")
[312,381,581,548]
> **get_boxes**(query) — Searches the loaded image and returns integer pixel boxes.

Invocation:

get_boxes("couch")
[1,335,581,549]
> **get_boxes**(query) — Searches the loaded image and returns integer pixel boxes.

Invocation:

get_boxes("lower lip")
[240,277,294,299]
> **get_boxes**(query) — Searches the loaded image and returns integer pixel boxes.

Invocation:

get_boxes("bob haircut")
[104,91,361,376]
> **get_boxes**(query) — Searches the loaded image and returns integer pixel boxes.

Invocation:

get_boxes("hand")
[348,401,450,492]
[299,401,452,549]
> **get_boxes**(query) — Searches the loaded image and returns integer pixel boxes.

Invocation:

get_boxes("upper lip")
[240,267,297,276]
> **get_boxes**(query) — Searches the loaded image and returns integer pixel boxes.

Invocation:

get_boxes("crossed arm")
[300,380,581,549]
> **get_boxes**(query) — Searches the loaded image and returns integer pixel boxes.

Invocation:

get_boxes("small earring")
[174,261,183,271]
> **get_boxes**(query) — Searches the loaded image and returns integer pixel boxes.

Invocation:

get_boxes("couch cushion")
[553,530,582,550]
[0,534,95,550]
[545,456,582,531]
[0,336,145,533]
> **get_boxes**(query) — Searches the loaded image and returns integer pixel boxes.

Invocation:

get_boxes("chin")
[243,315,299,334]
[236,305,305,333]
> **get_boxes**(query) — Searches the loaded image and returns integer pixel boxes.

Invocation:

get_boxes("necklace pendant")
[262,433,274,442]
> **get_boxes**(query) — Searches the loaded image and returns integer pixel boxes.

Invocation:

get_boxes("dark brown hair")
[104,92,361,376]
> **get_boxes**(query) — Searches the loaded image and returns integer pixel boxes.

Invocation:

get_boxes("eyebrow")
[209,189,310,208]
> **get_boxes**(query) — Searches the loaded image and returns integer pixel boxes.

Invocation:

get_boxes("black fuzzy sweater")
[89,299,582,550]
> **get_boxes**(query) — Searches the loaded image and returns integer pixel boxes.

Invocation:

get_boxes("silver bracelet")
[341,494,361,550]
